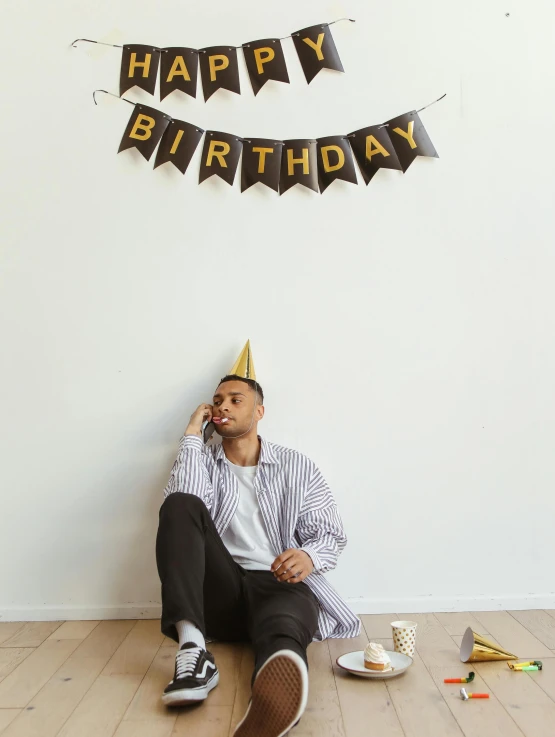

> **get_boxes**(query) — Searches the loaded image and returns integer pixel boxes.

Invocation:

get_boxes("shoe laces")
[175,646,202,679]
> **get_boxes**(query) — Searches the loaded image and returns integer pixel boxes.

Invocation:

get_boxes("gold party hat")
[228,340,256,380]
[460,628,518,663]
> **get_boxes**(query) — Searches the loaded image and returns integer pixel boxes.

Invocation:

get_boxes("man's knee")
[160,492,208,518]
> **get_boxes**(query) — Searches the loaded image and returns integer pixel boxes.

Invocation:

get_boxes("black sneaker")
[162,642,219,706]
[233,650,308,736]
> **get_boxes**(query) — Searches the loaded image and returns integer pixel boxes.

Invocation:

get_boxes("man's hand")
[185,404,213,437]
[271,549,314,584]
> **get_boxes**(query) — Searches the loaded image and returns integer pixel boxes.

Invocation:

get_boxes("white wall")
[1,0,554,621]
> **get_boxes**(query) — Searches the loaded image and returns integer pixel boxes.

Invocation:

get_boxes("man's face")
[212,380,263,438]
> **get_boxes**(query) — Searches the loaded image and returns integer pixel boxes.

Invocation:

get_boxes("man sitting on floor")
[156,342,360,736]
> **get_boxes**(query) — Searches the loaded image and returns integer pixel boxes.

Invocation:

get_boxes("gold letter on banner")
[287,148,309,175]
[321,145,345,172]
[365,135,391,160]
[209,54,229,81]
[254,47,275,74]
[129,114,156,140]
[166,55,191,82]
[206,140,231,167]
[169,129,184,155]
[129,52,151,78]
[302,33,325,61]
[252,147,274,173]
[392,121,417,149]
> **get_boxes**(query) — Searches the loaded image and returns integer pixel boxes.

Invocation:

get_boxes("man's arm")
[163,403,215,509]
[295,462,347,574]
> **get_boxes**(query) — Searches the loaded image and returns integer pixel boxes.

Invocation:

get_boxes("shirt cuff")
[179,434,204,452]
[300,545,324,573]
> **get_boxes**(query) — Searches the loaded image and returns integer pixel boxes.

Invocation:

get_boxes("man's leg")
[246,572,319,677]
[155,493,248,705]
[156,492,248,643]
[232,571,319,736]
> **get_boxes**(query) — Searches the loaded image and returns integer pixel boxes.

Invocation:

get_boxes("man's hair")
[217,374,264,404]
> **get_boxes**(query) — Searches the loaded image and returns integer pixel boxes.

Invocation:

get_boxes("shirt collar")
[214,436,279,466]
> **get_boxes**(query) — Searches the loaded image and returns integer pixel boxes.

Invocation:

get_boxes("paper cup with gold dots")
[391,620,417,657]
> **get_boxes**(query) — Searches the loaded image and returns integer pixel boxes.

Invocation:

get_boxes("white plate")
[336,650,413,679]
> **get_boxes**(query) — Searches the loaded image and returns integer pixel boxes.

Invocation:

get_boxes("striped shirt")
[163,434,361,641]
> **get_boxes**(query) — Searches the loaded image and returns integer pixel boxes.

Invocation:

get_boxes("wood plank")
[0,650,33,683]
[434,612,491,637]
[520,655,555,703]
[424,663,525,737]
[102,620,164,676]
[508,610,555,650]
[476,659,555,736]
[0,638,80,708]
[113,720,175,737]
[1,622,63,648]
[328,631,404,737]
[0,625,24,647]
[291,641,344,736]
[0,621,136,737]
[0,710,21,732]
[228,646,254,735]
[472,611,553,658]
[291,690,345,736]
[373,623,466,737]
[56,674,142,737]
[381,642,464,737]
[122,645,177,724]
[173,705,233,737]
[359,614,397,639]
[401,613,461,667]
[46,621,99,641]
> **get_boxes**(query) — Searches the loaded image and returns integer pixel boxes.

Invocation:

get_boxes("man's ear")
[257,404,265,421]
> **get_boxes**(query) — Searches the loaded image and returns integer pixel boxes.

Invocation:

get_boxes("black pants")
[156,493,320,677]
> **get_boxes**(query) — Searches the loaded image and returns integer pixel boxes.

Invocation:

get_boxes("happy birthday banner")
[72,18,352,101]
[94,90,444,194]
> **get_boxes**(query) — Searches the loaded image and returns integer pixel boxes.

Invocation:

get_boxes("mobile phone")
[202,420,215,444]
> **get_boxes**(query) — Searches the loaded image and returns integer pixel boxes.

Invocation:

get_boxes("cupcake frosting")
[364,642,391,665]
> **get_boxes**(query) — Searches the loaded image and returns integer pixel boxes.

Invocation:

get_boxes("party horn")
[444,672,475,684]
[508,661,542,670]
[460,688,489,701]
[460,628,518,663]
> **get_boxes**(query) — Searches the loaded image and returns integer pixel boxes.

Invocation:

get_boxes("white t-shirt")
[220,462,275,570]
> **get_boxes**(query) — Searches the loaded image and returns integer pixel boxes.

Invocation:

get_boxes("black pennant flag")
[117,104,171,161]
[159,48,199,101]
[292,24,344,84]
[198,46,241,101]
[348,124,402,184]
[199,131,243,185]
[280,139,318,194]
[241,138,283,192]
[242,39,290,96]
[120,44,160,97]
[385,111,438,172]
[316,135,357,192]
[153,119,203,174]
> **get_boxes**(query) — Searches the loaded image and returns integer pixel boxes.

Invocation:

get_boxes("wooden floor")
[1,611,555,736]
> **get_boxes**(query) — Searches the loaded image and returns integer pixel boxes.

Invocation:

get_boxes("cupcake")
[364,642,391,671]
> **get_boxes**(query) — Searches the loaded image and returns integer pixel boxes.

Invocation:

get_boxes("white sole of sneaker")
[233,650,308,737]
[162,671,219,706]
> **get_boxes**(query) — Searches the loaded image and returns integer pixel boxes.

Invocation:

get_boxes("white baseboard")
[346,593,555,614]
[1,594,554,622]
[0,604,162,622]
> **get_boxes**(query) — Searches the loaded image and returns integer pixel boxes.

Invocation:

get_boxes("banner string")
[71,18,356,51]
[92,89,446,142]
